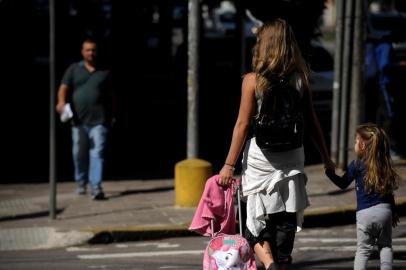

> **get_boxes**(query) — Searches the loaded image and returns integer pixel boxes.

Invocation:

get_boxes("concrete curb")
[304,196,406,217]
[85,196,406,244]
[303,196,406,227]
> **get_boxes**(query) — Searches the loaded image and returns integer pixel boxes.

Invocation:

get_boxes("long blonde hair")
[252,19,310,94]
[356,123,399,194]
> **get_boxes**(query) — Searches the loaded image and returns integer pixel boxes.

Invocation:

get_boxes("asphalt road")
[1,216,406,270]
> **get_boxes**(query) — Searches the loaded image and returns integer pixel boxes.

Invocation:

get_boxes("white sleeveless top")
[242,73,309,237]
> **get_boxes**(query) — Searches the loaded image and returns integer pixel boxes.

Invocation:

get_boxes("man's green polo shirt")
[61,61,112,126]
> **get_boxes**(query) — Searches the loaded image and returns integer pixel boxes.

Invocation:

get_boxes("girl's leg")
[354,210,375,270]
[379,246,393,270]
[376,205,393,270]
[354,225,374,270]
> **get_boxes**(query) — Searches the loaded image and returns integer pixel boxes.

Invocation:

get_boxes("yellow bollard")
[175,158,212,207]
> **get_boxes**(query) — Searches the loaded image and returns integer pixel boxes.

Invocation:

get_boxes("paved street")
[292,216,406,269]
[1,163,406,251]
[2,216,406,270]
[1,162,406,269]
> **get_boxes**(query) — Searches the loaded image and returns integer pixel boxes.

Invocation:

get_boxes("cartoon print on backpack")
[208,236,251,270]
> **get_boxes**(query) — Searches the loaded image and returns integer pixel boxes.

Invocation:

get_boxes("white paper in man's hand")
[60,103,73,123]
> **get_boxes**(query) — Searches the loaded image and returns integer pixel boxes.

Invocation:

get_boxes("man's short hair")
[82,38,97,47]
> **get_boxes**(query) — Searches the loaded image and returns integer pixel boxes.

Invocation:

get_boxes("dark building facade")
[1,0,331,182]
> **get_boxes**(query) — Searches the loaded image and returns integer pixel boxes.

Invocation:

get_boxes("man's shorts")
[244,211,297,264]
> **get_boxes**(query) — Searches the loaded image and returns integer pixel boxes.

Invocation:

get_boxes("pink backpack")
[203,233,256,270]
[190,177,257,270]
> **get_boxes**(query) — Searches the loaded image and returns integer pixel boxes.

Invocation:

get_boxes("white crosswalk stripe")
[294,236,406,252]
[296,237,406,243]
[295,245,406,252]
[74,236,406,260]
[78,250,204,259]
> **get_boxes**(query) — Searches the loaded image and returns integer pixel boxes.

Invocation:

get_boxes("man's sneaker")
[92,191,106,200]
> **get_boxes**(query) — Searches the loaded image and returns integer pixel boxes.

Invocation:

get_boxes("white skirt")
[241,138,310,236]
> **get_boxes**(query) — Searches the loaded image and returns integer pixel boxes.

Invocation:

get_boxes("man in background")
[56,38,115,200]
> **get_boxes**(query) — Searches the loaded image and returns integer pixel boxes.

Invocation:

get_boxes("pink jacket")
[189,174,236,236]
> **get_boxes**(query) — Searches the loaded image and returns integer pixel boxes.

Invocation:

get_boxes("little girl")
[326,123,399,270]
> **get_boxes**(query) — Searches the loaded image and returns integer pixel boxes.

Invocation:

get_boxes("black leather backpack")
[254,75,304,151]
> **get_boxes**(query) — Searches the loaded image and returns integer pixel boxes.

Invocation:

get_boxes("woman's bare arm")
[219,73,256,185]
[302,85,335,170]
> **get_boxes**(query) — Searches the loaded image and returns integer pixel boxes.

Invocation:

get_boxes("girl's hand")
[218,165,234,186]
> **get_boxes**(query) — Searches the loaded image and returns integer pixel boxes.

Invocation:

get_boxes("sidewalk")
[1,162,406,251]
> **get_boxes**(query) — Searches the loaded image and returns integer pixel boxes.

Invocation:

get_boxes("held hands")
[219,164,235,186]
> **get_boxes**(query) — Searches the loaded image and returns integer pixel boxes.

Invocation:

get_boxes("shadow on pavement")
[88,229,198,244]
[291,256,354,270]
[303,211,356,228]
[292,251,406,269]
[0,209,64,222]
[309,187,355,197]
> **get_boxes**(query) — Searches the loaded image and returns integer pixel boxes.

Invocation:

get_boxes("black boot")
[266,263,278,270]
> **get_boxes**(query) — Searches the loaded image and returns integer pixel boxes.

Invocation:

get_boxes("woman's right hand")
[218,164,234,186]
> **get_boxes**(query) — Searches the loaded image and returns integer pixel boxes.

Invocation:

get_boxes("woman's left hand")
[393,211,400,228]
[218,165,234,186]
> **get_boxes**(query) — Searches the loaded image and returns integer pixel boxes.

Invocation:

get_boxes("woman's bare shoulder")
[243,72,256,82]
[242,72,256,89]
